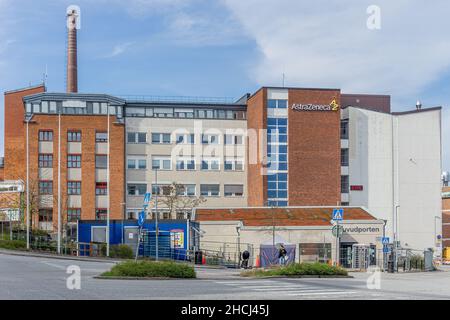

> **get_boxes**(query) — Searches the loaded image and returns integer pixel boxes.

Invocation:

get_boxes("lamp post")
[435,216,442,262]
[394,205,400,271]
[154,168,159,261]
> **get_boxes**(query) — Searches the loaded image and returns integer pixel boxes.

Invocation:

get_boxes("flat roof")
[195,207,377,227]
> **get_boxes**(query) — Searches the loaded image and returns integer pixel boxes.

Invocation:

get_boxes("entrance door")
[340,243,355,268]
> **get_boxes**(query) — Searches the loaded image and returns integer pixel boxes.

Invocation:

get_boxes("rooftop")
[195,207,377,227]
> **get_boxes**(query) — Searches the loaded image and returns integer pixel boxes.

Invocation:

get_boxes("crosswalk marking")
[213,280,359,297]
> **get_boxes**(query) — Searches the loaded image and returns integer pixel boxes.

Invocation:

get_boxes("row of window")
[38,154,108,169]
[27,101,122,117]
[39,181,107,195]
[128,157,244,171]
[38,208,107,222]
[39,130,108,143]
[127,183,244,197]
[125,107,246,120]
[127,132,244,145]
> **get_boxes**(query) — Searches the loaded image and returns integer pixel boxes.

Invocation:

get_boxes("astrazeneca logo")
[291,99,339,112]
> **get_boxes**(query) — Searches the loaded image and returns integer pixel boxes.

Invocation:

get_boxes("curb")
[0,249,121,263]
[239,275,354,279]
[94,276,198,280]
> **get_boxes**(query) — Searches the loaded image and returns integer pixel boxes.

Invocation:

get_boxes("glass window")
[176,184,196,196]
[268,99,277,108]
[126,107,145,117]
[138,133,147,143]
[39,154,53,168]
[128,159,136,169]
[67,181,81,195]
[127,184,147,196]
[93,103,100,114]
[33,103,40,113]
[341,119,349,139]
[200,184,220,197]
[67,209,81,222]
[67,154,81,168]
[341,175,349,194]
[41,101,49,113]
[127,132,146,144]
[38,209,53,222]
[95,182,107,195]
[201,158,220,171]
[202,134,219,144]
[67,130,81,142]
[95,155,107,169]
[39,130,53,142]
[341,148,349,166]
[39,181,53,195]
[176,158,195,170]
[96,132,108,143]
[224,184,244,197]
[152,156,171,170]
[96,209,107,220]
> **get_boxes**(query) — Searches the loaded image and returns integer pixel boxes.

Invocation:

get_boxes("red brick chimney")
[67,9,78,93]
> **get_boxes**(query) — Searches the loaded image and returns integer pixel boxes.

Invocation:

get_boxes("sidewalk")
[0,248,120,263]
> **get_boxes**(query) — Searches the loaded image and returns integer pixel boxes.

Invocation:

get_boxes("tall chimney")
[66,9,78,93]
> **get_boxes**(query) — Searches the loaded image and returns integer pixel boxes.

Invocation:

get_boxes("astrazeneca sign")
[291,99,339,112]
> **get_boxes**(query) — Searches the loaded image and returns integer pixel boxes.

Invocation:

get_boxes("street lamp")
[154,168,159,261]
[394,205,400,271]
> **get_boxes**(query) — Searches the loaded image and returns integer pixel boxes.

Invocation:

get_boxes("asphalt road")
[1,252,450,300]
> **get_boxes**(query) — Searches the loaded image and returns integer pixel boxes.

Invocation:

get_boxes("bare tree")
[155,182,206,219]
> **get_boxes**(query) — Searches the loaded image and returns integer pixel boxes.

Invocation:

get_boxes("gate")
[352,244,370,269]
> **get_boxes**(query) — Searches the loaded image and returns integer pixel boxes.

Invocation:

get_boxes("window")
[152,184,171,196]
[202,134,219,144]
[176,157,195,170]
[39,154,53,168]
[152,133,171,144]
[67,130,81,142]
[201,158,220,171]
[127,184,147,196]
[176,133,195,144]
[224,158,244,171]
[225,134,243,145]
[151,156,171,170]
[67,209,81,222]
[38,209,53,222]
[341,119,349,139]
[96,182,107,195]
[95,155,107,169]
[268,99,288,109]
[96,132,108,143]
[67,154,81,168]
[341,202,349,206]
[341,149,349,166]
[67,181,81,195]
[128,158,147,170]
[224,184,244,197]
[96,209,107,220]
[127,132,147,144]
[176,184,196,196]
[200,184,220,197]
[39,130,53,142]
[39,181,53,195]
[341,175,349,194]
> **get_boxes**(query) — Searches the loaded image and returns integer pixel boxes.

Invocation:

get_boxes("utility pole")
[106,104,110,257]
[26,119,30,250]
[57,109,61,254]
[154,168,159,261]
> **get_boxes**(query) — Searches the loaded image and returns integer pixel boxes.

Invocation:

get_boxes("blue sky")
[1,0,449,169]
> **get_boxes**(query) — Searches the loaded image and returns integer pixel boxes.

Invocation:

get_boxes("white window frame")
[176,133,195,144]
[202,134,219,145]
[224,157,244,171]
[200,184,220,197]
[225,134,244,145]
[152,156,172,170]
[127,132,147,144]
[177,184,196,197]
[224,184,244,197]
[127,157,147,170]
[201,157,220,171]
[152,133,171,144]
[176,157,196,171]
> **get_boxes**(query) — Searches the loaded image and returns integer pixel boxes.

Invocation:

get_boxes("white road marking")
[287,291,357,296]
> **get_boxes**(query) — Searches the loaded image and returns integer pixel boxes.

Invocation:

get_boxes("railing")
[118,95,239,105]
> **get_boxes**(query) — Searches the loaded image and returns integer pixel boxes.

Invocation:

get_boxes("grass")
[0,239,27,250]
[241,262,348,277]
[101,260,196,279]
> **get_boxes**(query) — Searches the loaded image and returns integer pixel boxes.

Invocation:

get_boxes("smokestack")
[66,8,79,93]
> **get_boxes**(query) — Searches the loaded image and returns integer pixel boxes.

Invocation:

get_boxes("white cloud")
[104,42,134,58]
[221,0,450,97]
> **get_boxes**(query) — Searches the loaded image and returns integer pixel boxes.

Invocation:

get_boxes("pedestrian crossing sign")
[332,208,343,221]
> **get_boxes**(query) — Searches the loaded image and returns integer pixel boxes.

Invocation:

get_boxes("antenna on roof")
[42,64,48,86]
[282,73,285,87]
[416,100,422,110]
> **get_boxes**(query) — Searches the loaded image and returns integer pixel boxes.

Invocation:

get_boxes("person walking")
[241,250,250,269]
[278,244,287,266]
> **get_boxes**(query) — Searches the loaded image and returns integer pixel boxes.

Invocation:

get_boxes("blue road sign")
[382,237,390,245]
[143,192,152,206]
[383,246,390,253]
[332,208,344,221]
[138,211,145,227]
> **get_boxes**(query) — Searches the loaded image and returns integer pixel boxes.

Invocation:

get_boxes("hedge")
[101,260,196,278]
[241,262,348,277]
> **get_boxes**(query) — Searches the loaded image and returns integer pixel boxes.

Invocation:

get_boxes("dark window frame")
[67,181,81,195]
[38,154,53,168]
[67,130,82,142]
[39,130,53,142]
[67,154,82,168]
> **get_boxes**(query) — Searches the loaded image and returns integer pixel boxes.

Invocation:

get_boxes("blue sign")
[383,246,390,253]
[382,237,390,245]
[138,211,146,227]
[332,208,344,221]
[143,192,152,206]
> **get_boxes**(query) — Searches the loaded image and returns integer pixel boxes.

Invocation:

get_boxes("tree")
[154,182,206,219]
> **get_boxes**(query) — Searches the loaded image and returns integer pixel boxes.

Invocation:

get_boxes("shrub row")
[242,262,348,277]
[102,260,196,278]
[0,240,27,250]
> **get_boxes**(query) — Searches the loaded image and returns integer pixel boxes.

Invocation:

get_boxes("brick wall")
[246,88,267,206]
[4,85,46,181]
[287,89,341,206]
[27,114,125,228]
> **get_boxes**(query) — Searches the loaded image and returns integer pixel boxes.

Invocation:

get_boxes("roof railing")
[118,95,240,105]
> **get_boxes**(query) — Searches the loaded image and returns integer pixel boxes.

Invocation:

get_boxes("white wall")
[347,107,442,251]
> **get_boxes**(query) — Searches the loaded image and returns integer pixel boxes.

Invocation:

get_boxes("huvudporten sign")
[291,99,339,111]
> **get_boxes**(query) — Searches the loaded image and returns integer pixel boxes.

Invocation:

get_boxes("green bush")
[102,260,196,278]
[241,262,348,277]
[0,239,27,250]
[110,244,134,259]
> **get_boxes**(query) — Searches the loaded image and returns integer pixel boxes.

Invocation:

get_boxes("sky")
[1,0,449,169]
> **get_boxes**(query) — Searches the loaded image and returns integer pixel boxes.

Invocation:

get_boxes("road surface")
[1,253,449,300]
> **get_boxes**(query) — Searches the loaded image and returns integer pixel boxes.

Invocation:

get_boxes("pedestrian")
[278,244,287,266]
[241,250,250,269]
